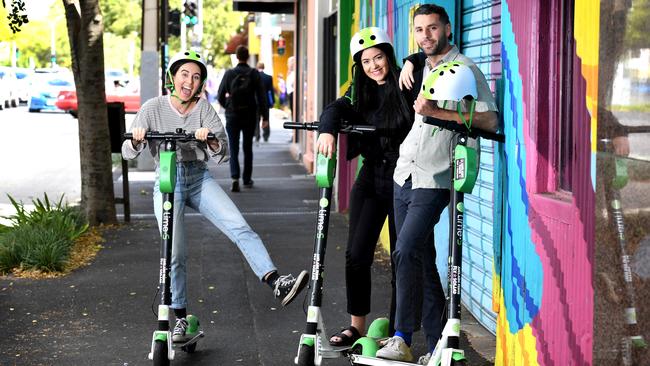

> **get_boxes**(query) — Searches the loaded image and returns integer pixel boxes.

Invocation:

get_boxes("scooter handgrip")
[283,122,319,130]
[351,125,376,132]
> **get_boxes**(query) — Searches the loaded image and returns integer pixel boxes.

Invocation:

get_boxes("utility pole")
[50,22,56,67]
[181,18,187,50]
[187,0,202,51]
[160,0,169,95]
[138,0,160,170]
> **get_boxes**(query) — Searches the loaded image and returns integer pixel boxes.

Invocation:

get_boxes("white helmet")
[421,61,477,102]
[350,27,393,62]
[165,50,208,92]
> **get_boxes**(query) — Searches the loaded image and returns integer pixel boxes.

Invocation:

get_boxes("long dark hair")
[351,43,412,148]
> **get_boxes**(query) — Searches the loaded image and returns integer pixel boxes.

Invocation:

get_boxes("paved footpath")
[0,115,493,366]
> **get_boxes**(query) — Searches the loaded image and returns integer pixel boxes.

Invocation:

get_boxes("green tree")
[625,0,650,51]
[100,0,140,37]
[100,0,141,74]
[61,0,116,226]
[1,1,70,67]
[3,0,117,225]
[202,0,245,68]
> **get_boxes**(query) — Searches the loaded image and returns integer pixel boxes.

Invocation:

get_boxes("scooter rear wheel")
[181,342,197,353]
[451,356,468,365]
[296,343,315,366]
[349,337,380,357]
[153,340,169,366]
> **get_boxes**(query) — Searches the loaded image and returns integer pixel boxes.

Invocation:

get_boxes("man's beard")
[423,38,448,56]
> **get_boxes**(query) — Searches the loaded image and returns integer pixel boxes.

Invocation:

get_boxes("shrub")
[0,193,88,274]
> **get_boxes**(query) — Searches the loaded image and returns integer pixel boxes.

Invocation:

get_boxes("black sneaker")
[273,270,308,306]
[172,318,190,343]
[231,180,240,192]
[243,180,254,188]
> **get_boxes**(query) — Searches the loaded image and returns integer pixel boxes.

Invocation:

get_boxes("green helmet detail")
[349,27,393,62]
[165,50,208,96]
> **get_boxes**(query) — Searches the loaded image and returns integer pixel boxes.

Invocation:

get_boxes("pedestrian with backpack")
[217,45,269,192]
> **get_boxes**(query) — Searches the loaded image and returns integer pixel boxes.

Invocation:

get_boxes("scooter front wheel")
[296,343,315,366]
[153,340,169,366]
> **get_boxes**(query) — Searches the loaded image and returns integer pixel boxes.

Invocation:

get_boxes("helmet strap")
[457,100,475,130]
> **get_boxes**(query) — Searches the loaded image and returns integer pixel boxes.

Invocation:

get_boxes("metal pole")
[50,22,56,67]
[160,0,169,95]
[181,18,187,50]
[190,0,203,50]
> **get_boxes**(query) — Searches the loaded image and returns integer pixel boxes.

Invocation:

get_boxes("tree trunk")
[62,0,117,225]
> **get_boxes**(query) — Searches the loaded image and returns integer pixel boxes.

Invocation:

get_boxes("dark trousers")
[345,165,397,334]
[225,115,255,184]
[392,179,449,350]
[254,116,271,142]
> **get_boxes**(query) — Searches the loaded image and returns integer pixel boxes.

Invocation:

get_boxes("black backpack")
[229,69,255,111]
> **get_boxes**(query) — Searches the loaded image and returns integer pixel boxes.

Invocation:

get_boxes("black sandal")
[329,326,361,347]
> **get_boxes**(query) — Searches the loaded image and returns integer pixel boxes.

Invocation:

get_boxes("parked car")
[28,70,75,112]
[0,72,10,110]
[14,67,33,104]
[55,90,77,112]
[56,78,141,116]
[0,66,19,109]
[105,69,129,88]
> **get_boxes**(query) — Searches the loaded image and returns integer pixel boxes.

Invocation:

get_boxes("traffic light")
[183,0,198,27]
[168,9,181,37]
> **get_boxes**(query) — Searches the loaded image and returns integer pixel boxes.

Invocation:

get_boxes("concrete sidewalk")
[0,113,495,365]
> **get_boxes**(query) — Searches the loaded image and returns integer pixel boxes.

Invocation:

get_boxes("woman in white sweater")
[121,50,307,343]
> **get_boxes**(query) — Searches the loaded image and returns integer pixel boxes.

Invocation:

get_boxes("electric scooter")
[600,124,650,366]
[283,122,390,366]
[349,117,504,366]
[124,129,209,366]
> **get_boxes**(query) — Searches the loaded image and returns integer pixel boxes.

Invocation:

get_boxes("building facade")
[254,0,650,364]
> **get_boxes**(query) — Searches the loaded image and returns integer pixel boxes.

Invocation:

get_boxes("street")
[0,105,496,365]
[0,111,402,366]
[0,107,82,224]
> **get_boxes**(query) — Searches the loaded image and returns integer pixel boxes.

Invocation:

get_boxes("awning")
[224,32,248,54]
[232,0,294,14]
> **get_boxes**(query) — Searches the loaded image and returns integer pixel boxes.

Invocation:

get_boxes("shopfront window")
[595,1,650,364]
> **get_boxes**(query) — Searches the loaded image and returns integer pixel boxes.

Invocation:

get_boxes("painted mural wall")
[337,0,650,364]
[497,0,595,364]
[347,0,501,334]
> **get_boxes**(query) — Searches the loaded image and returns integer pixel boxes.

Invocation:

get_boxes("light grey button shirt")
[393,46,498,190]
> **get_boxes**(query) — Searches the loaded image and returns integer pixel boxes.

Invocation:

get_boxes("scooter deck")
[320,344,353,358]
[177,331,205,348]
[349,354,416,365]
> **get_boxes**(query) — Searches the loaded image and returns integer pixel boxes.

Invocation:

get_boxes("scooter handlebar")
[283,121,376,134]
[423,117,504,143]
[123,130,216,141]
[624,125,650,134]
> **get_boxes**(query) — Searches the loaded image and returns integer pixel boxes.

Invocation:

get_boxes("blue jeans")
[392,179,449,349]
[225,117,256,183]
[153,161,276,309]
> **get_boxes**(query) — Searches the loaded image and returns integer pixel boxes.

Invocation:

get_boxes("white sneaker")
[375,336,413,362]
[418,352,432,365]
